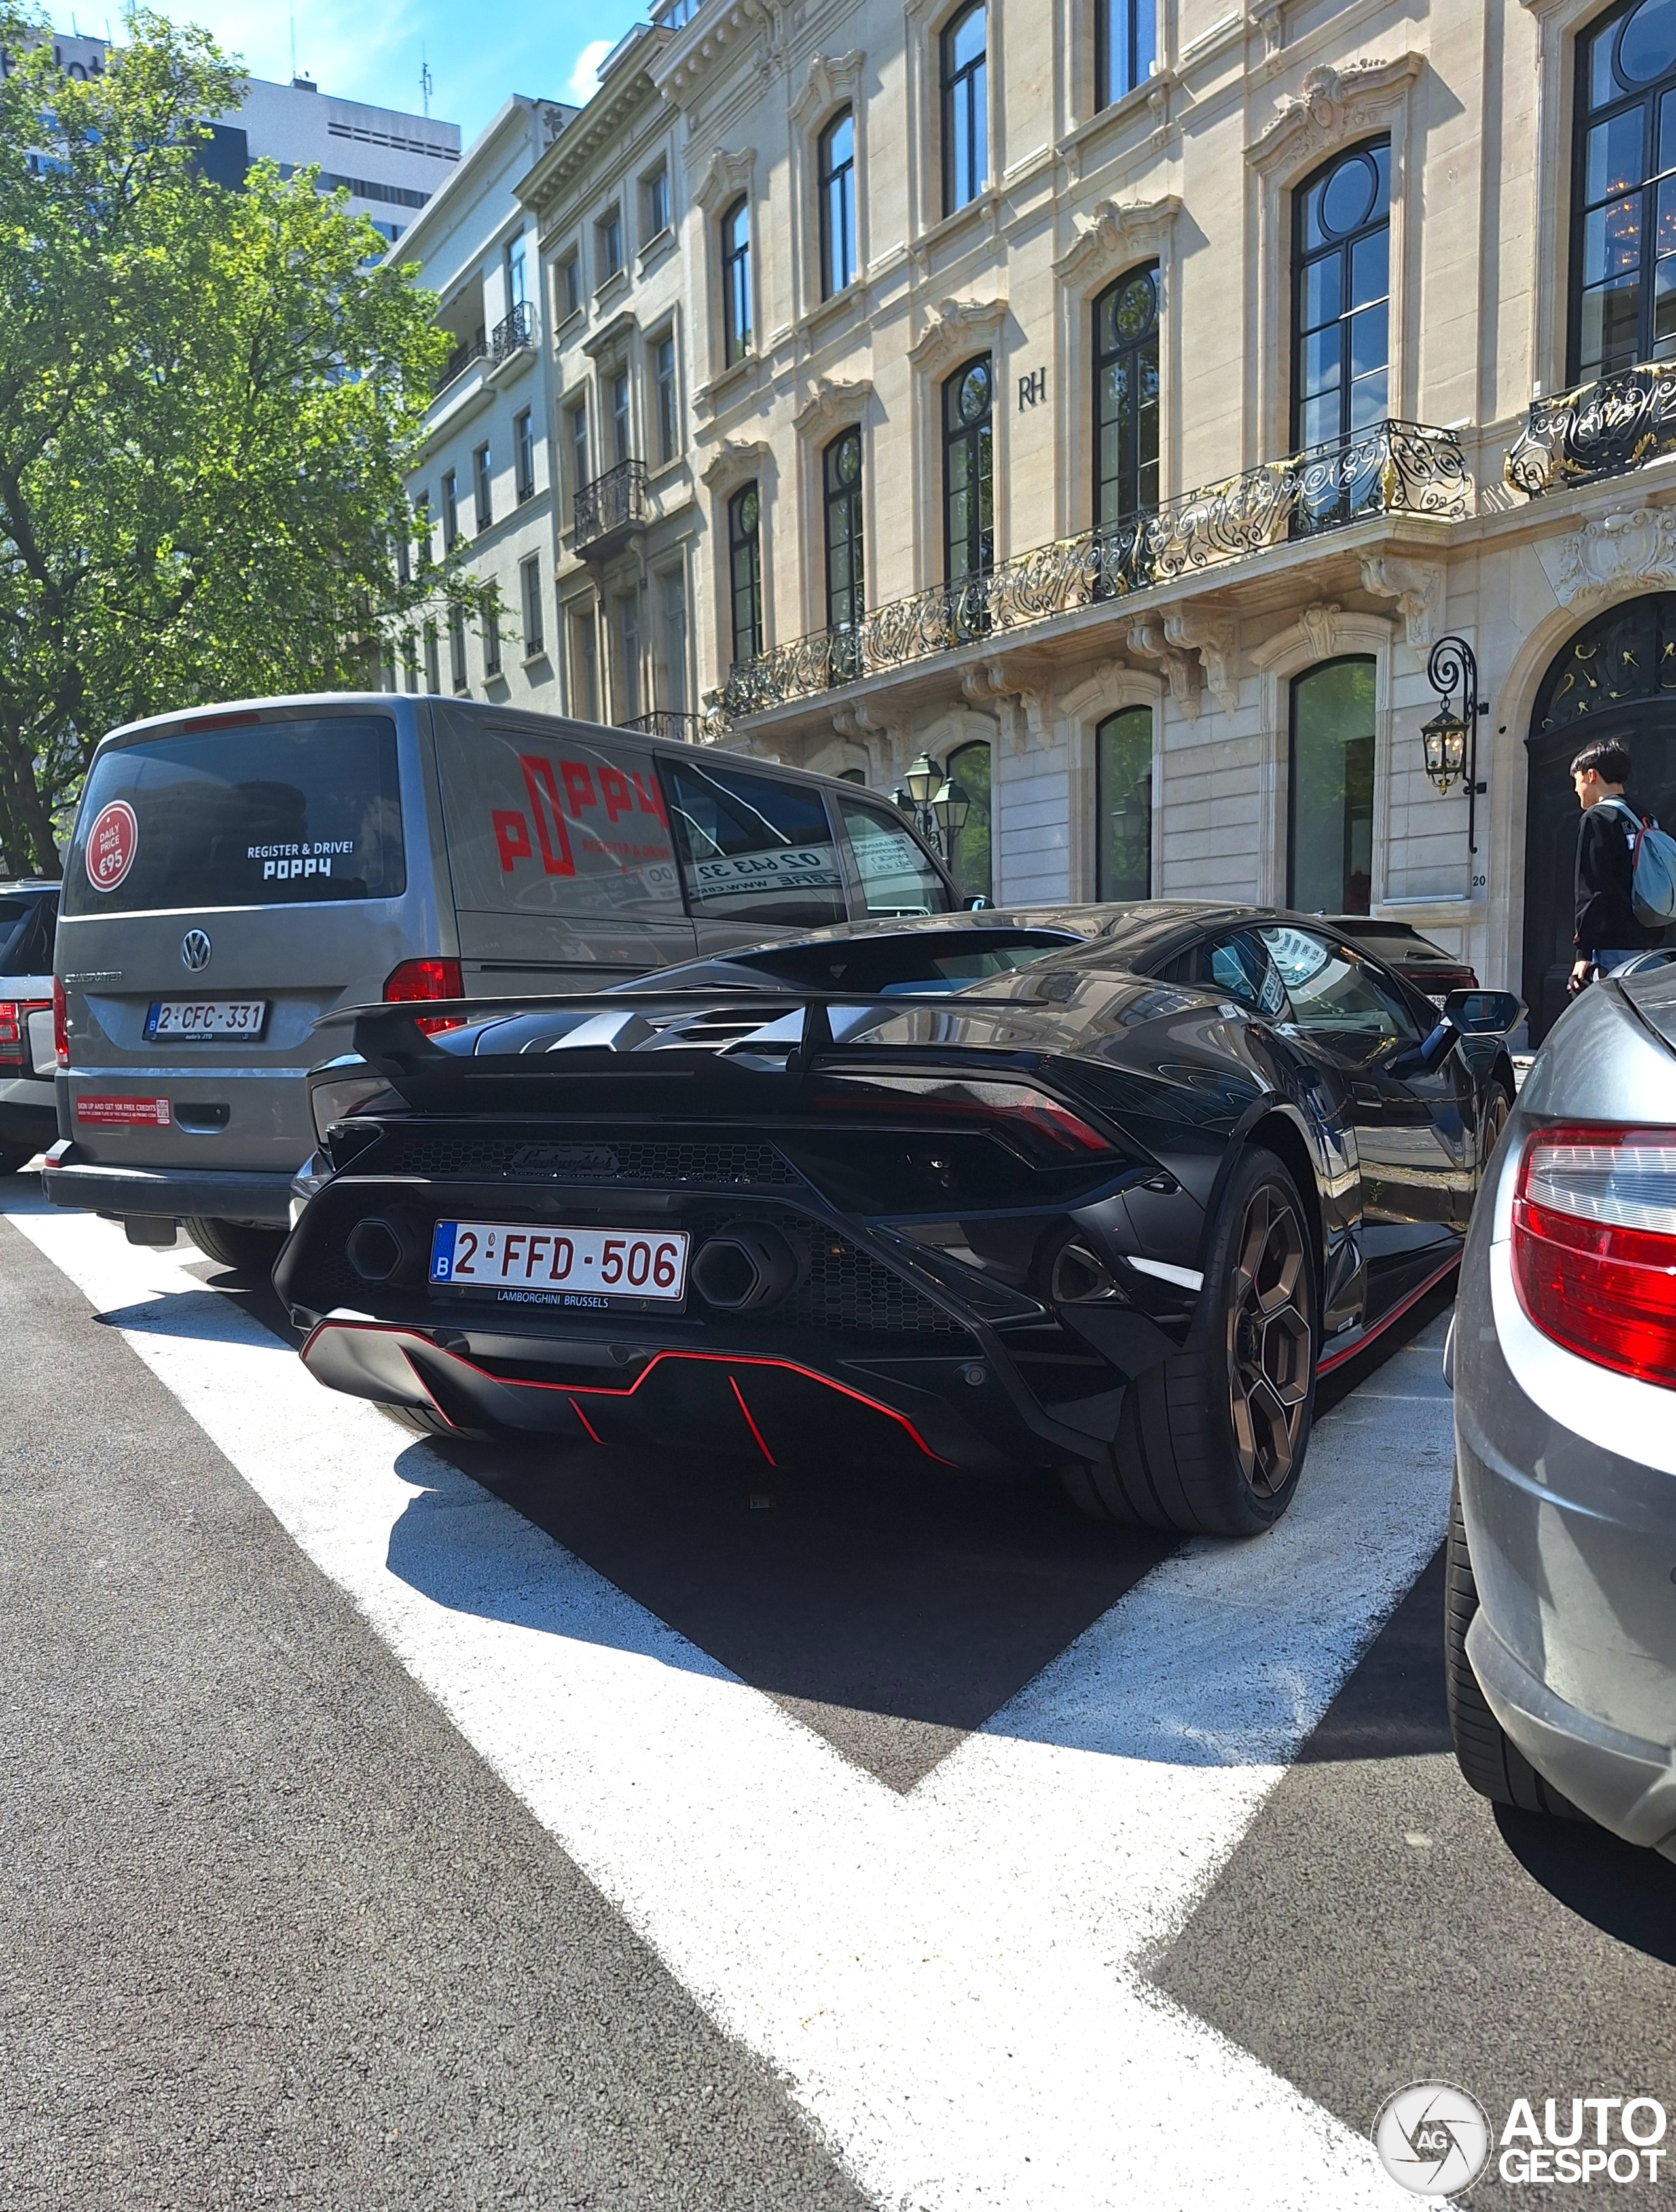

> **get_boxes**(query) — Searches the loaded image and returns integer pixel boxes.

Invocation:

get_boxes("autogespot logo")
[1374,2082,1492,2194]
[1374,2083,1670,2191]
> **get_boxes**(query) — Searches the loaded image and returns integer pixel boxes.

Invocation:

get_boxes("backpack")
[1602,796,1676,923]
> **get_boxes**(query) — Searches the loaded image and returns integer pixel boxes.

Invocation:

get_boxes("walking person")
[1567,736,1664,994]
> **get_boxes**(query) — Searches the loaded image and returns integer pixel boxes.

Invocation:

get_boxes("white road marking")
[9,1200,1451,2208]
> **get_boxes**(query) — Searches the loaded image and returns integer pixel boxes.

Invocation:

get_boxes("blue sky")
[50,3,646,141]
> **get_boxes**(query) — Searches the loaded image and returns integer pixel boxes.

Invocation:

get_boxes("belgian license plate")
[429,1220,689,1307]
[145,999,268,1040]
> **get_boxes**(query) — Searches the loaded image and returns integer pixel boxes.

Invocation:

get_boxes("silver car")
[1448,960,1676,1858]
[0,882,59,1174]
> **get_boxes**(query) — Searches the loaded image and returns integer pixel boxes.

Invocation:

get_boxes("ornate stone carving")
[693,144,756,215]
[1250,0,1286,62]
[1360,555,1444,647]
[1296,602,1343,659]
[1248,54,1424,175]
[1537,507,1676,609]
[962,661,1050,752]
[789,50,864,128]
[1163,609,1239,713]
[793,377,874,444]
[1052,197,1182,289]
[1127,618,1201,718]
[907,296,1009,382]
[699,437,769,496]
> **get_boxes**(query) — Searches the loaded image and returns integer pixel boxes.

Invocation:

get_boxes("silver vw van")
[46,694,957,1266]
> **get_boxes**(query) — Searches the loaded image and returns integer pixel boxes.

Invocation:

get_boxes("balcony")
[1505,360,1676,498]
[435,333,486,397]
[490,299,534,367]
[720,418,1468,723]
[622,709,702,741]
[574,458,647,560]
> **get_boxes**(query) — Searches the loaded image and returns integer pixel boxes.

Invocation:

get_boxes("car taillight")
[809,1073,1113,1155]
[52,975,67,1068]
[1512,1123,1676,1387]
[382,956,465,1037]
[0,1002,20,1066]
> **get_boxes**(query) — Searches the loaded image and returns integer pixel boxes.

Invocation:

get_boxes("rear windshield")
[0,893,50,973]
[61,716,405,915]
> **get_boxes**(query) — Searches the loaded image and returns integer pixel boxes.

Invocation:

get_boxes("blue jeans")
[1592,948,1650,975]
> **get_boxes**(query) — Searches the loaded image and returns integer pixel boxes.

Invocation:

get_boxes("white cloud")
[565,37,613,105]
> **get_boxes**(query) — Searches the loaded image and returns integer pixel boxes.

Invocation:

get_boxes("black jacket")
[1575,799,1663,955]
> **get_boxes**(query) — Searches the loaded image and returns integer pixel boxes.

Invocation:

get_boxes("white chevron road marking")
[10,1199,1451,2209]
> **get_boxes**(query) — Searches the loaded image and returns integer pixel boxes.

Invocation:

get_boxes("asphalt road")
[1,1174,1673,2209]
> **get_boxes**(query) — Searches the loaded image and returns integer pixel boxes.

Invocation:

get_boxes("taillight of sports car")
[383,956,465,1038]
[1511,1123,1676,1387]
[807,1072,1114,1157]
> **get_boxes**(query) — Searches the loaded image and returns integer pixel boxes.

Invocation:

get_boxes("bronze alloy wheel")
[1224,1182,1313,1498]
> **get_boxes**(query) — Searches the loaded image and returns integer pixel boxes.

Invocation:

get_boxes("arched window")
[943,355,994,583]
[1094,264,1160,527]
[945,737,993,903]
[1572,0,1676,381]
[1096,707,1152,899]
[1097,0,1155,111]
[727,482,763,668]
[819,109,857,298]
[941,4,987,216]
[1289,658,1376,916]
[721,196,752,366]
[824,428,865,682]
[1292,140,1391,451]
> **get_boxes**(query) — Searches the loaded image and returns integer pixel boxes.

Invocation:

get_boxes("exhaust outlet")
[692,1224,801,1312]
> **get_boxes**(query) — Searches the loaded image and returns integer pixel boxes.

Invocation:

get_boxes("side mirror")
[1440,988,1525,1038]
[964,894,990,910]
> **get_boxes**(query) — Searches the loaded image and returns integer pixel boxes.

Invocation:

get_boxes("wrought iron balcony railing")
[491,299,534,365]
[1504,359,1676,497]
[574,458,648,553]
[622,709,703,741]
[721,418,1468,722]
[435,333,486,397]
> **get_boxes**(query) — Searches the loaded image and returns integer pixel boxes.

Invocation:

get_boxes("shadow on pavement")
[1493,1806,1676,1967]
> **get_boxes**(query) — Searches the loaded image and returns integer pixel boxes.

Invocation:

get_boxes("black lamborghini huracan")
[276,903,1521,1537]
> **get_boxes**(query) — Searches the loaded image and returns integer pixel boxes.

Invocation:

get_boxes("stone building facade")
[587,0,1676,1034]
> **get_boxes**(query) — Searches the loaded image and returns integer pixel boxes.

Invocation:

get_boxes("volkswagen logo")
[180,929,212,972]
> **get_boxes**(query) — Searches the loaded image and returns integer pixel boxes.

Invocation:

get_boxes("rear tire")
[382,1403,462,1440]
[1445,1479,1584,1818]
[1061,1146,1317,1537]
[184,1216,288,1275]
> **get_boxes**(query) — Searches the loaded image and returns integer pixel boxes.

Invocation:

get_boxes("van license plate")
[145,1000,268,1040]
[429,1220,689,1306]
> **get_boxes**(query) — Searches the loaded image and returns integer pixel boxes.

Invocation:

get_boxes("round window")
[1619,0,1676,83]
[1319,151,1379,238]
[836,430,861,484]
[1114,270,1157,340]
[958,361,991,423]
[738,487,759,535]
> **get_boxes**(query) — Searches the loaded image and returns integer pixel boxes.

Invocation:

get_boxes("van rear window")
[61,718,405,915]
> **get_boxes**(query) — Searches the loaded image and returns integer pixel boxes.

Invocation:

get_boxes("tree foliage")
[0,7,481,875]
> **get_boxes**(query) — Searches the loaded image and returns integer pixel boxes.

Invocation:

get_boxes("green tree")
[0,7,483,875]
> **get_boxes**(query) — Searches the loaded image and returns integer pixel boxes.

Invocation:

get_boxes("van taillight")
[52,976,67,1068]
[383,956,465,1037]
[1512,1123,1676,1388]
[0,1003,20,1066]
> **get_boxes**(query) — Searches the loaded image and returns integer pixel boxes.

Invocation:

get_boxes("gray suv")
[46,695,956,1267]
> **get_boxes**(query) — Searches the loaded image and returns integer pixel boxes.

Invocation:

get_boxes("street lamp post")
[892,751,970,871]
[1421,634,1489,858]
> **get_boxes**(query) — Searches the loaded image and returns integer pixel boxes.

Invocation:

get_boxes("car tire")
[184,1216,288,1275]
[1445,1478,1584,1819]
[1480,1080,1513,1177]
[1061,1146,1317,1538]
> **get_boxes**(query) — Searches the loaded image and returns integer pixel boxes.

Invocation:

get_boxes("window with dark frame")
[598,204,623,280]
[515,408,535,503]
[448,604,467,692]
[1093,264,1160,527]
[1095,706,1153,899]
[824,426,865,649]
[568,399,590,501]
[441,469,459,549]
[722,196,752,365]
[1572,0,1676,382]
[505,228,527,310]
[642,161,670,242]
[728,481,763,668]
[521,555,545,656]
[610,367,632,467]
[1097,0,1156,111]
[1292,139,1391,452]
[424,622,440,693]
[401,628,418,692]
[560,250,581,318]
[819,108,857,297]
[941,3,987,217]
[943,354,994,583]
[1289,656,1377,916]
[483,599,501,677]
[473,441,492,532]
[655,333,679,463]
